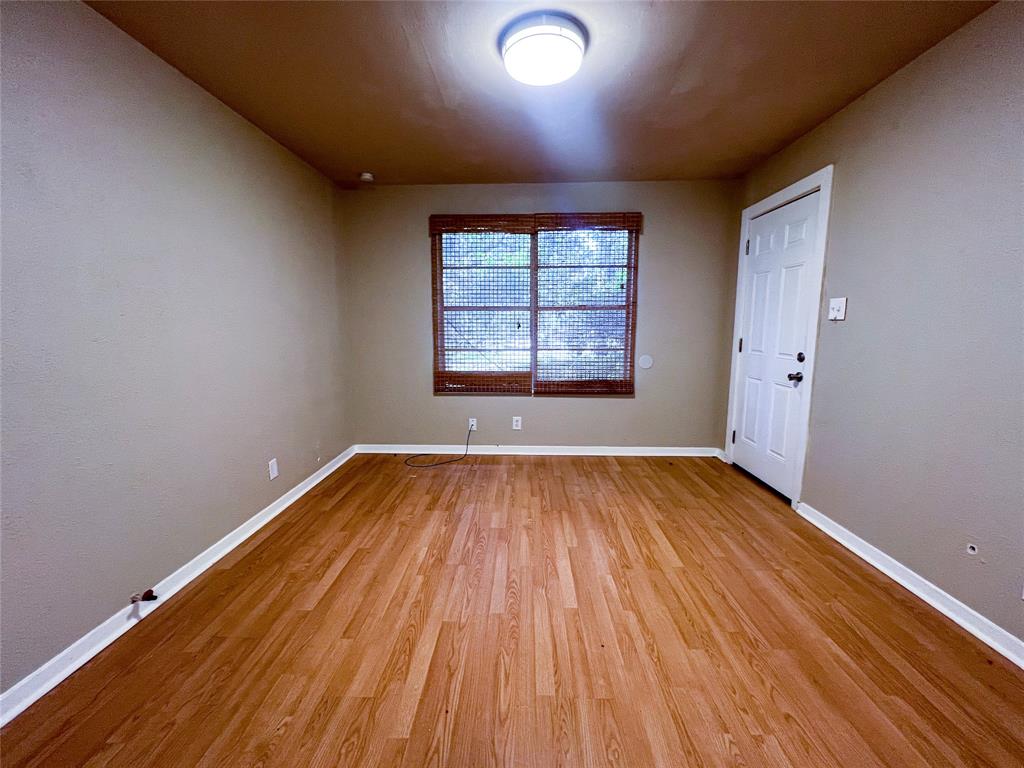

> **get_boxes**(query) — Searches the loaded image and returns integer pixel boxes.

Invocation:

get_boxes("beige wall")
[338,181,739,448]
[0,2,350,689]
[743,3,1023,637]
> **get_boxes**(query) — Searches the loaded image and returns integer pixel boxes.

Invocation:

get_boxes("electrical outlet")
[468,418,477,432]
[268,458,279,480]
[827,297,848,321]
[512,416,522,430]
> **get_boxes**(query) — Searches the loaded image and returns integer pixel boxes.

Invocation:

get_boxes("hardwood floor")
[3,455,1022,767]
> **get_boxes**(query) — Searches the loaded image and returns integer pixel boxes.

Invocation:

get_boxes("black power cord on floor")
[403,426,474,468]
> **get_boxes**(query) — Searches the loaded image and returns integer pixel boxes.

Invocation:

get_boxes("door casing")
[725,165,834,505]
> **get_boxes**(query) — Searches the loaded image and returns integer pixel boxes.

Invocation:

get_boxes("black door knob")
[787,372,804,382]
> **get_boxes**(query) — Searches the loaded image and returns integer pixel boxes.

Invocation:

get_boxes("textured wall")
[338,181,739,449]
[743,3,1024,637]
[1,2,350,689]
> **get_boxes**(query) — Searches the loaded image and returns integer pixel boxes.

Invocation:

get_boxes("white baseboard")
[0,443,728,725]
[794,501,1024,671]
[355,444,728,460]
[0,446,358,727]
[11,447,1015,727]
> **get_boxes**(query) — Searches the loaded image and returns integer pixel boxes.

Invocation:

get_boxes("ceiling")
[89,1,991,186]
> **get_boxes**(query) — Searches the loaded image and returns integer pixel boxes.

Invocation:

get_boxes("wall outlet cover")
[512,416,522,430]
[828,297,848,321]
[268,458,279,480]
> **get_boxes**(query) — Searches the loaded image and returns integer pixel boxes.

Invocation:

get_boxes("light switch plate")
[828,297,847,321]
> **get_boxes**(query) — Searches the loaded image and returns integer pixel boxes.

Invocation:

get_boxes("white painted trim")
[0,446,359,727]
[725,165,834,503]
[795,501,1024,671]
[0,443,728,725]
[354,444,728,459]
[11,443,1015,729]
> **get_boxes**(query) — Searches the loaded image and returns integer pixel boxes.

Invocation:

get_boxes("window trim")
[430,212,642,397]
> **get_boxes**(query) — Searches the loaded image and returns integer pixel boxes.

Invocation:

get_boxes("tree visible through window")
[430,213,642,396]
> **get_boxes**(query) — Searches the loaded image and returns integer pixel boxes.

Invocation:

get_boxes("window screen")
[431,213,641,396]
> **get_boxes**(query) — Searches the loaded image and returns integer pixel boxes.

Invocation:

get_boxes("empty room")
[1,1,1022,765]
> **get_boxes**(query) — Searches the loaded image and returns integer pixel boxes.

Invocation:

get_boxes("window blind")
[431,213,641,396]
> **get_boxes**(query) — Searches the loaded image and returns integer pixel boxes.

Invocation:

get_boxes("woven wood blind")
[431,213,642,396]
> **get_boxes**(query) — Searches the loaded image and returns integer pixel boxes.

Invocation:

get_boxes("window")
[430,212,642,396]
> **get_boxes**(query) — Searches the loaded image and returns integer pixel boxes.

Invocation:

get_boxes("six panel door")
[732,192,820,499]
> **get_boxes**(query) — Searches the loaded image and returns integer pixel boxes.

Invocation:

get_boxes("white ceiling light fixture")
[500,12,587,86]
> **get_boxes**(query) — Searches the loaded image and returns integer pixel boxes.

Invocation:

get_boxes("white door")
[731,191,823,499]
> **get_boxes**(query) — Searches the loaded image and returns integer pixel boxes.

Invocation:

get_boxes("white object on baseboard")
[794,501,1024,671]
[0,446,359,727]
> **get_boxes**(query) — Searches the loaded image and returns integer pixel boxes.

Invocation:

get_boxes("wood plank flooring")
[2,455,1022,767]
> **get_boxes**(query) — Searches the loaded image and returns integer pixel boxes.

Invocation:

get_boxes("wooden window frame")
[430,212,642,397]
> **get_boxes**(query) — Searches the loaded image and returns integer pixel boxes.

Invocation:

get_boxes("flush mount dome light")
[500,12,587,86]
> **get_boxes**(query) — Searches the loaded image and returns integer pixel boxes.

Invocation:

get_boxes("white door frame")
[724,165,834,504]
